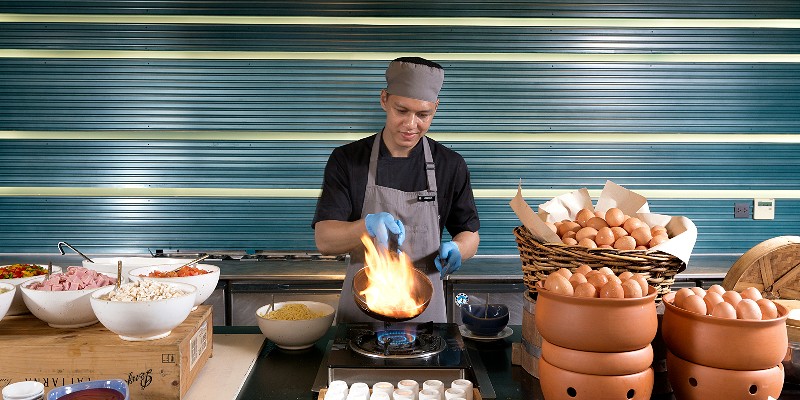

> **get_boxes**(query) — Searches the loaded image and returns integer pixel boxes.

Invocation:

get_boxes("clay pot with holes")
[539,357,654,400]
[541,339,654,376]
[667,351,784,400]
[661,292,789,370]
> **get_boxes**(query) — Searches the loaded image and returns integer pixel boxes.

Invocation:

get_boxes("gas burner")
[350,327,445,359]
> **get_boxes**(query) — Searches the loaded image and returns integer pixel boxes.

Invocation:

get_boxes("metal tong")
[165,254,211,273]
[57,241,94,263]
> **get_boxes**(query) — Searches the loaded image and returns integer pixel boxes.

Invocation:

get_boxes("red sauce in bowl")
[57,388,125,400]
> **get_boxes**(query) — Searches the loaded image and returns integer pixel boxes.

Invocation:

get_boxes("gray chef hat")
[385,57,444,102]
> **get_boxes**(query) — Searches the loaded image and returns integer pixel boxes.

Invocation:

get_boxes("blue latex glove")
[435,241,462,279]
[364,212,405,248]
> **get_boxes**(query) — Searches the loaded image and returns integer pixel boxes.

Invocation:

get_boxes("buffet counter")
[210,325,800,400]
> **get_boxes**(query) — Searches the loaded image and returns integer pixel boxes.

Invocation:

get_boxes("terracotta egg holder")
[661,292,789,399]
[666,351,784,400]
[534,283,659,353]
[535,284,659,399]
[539,357,654,400]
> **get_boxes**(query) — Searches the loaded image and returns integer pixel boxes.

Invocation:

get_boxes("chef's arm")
[452,230,480,260]
[314,219,368,255]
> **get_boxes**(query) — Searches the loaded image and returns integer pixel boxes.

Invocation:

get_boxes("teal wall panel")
[1,1,799,260]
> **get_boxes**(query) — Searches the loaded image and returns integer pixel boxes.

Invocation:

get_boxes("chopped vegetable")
[142,266,210,278]
[0,263,47,279]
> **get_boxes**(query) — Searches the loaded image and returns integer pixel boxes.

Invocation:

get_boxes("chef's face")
[380,90,438,157]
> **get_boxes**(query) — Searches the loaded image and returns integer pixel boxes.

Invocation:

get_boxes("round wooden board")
[722,236,800,300]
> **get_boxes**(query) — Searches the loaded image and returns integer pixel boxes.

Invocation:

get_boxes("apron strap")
[422,136,437,193]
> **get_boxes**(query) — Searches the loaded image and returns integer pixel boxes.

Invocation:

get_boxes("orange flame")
[359,234,425,319]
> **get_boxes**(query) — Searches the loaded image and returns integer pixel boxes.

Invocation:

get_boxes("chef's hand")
[435,241,462,278]
[364,212,405,248]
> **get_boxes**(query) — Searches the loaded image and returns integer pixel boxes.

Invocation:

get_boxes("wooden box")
[0,305,213,400]
[511,291,541,378]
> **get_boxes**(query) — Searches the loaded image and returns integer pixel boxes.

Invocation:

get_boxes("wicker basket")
[514,226,686,301]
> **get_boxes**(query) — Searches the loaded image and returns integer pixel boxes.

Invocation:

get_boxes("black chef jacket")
[312,132,480,238]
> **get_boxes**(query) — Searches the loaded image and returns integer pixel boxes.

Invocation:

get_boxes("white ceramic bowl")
[85,257,185,278]
[21,272,118,328]
[255,301,335,350]
[0,282,16,322]
[0,264,63,315]
[127,263,220,309]
[90,281,197,341]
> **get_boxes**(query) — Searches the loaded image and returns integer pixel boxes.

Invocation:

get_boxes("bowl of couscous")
[255,301,335,350]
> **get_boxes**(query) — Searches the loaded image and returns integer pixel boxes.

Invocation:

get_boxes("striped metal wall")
[1,1,799,259]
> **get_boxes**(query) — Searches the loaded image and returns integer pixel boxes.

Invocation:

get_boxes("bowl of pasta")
[255,301,335,350]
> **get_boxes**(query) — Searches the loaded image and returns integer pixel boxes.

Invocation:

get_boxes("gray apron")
[336,131,445,323]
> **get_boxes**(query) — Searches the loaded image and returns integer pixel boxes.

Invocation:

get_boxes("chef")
[312,56,480,323]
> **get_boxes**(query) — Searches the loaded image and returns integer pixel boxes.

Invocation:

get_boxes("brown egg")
[554,267,572,279]
[544,273,574,296]
[585,217,610,231]
[756,298,779,320]
[576,264,592,275]
[585,272,609,291]
[711,301,737,319]
[575,227,598,242]
[594,227,615,246]
[605,208,625,227]
[740,287,763,301]
[621,279,643,298]
[722,290,742,308]
[635,245,647,250]
[594,210,605,218]
[578,238,597,249]
[574,282,597,298]
[707,284,726,296]
[623,217,645,234]
[650,225,668,237]
[557,221,582,237]
[606,273,622,285]
[736,299,762,320]
[682,294,708,315]
[568,272,587,289]
[545,221,558,234]
[610,226,629,240]
[562,230,577,240]
[618,271,634,281]
[703,292,725,314]
[598,267,615,276]
[630,226,653,247]
[673,288,695,309]
[599,244,614,249]
[630,273,649,295]
[689,287,706,297]
[576,208,595,227]
[648,234,669,248]
[562,237,578,245]
[613,236,636,250]
[599,281,625,299]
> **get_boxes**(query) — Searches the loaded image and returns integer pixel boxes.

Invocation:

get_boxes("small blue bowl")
[47,379,129,400]
[461,304,510,336]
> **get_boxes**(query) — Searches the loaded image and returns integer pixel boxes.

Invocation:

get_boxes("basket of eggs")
[511,181,697,301]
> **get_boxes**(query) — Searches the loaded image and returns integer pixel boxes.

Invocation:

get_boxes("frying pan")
[352,266,433,323]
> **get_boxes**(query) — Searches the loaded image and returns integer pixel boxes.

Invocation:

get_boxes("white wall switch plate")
[753,198,775,220]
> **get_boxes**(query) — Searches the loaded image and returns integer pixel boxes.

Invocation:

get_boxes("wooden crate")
[511,291,541,378]
[0,305,213,400]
